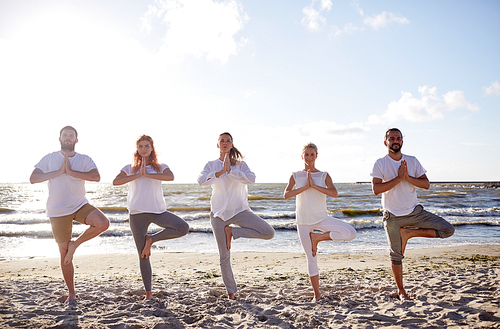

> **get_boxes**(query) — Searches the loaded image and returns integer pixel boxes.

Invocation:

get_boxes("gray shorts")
[383,205,454,265]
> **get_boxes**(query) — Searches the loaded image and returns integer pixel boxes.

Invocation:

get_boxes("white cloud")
[483,81,500,97]
[368,86,479,124]
[351,0,364,16]
[142,0,248,63]
[302,0,333,31]
[364,11,409,30]
[320,2,407,38]
[292,120,369,139]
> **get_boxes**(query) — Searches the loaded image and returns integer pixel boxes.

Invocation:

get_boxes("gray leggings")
[384,204,454,265]
[130,211,189,292]
[211,210,275,294]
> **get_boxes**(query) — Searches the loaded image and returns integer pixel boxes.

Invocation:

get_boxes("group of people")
[30,126,454,303]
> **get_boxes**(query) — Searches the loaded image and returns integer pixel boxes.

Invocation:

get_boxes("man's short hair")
[60,126,78,138]
[384,128,402,140]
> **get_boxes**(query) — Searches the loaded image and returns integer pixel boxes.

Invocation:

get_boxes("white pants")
[297,217,356,277]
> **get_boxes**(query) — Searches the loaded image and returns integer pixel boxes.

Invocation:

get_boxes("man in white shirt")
[371,128,454,301]
[30,126,110,303]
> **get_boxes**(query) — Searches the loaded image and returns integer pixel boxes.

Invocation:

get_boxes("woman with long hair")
[197,132,275,300]
[284,143,356,301]
[113,135,189,300]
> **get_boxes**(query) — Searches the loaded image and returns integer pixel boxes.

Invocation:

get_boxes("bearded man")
[30,126,109,303]
[370,128,454,301]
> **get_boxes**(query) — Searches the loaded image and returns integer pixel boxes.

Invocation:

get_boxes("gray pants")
[211,210,275,294]
[130,211,189,292]
[383,204,454,265]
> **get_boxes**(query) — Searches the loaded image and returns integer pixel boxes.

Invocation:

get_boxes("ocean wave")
[98,206,128,213]
[0,218,48,225]
[248,195,283,201]
[330,208,382,217]
[256,212,296,220]
[0,231,54,238]
[167,206,211,212]
[432,207,500,217]
[180,213,211,221]
[452,220,500,226]
[420,190,466,198]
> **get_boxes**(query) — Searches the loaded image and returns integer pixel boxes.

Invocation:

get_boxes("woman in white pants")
[284,143,356,301]
[198,132,275,300]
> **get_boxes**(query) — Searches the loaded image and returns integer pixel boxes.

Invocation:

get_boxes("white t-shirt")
[370,154,426,216]
[293,171,330,225]
[197,159,255,221]
[121,163,169,215]
[35,151,97,217]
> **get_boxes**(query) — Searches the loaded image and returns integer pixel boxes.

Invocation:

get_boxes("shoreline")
[1,244,499,278]
[1,245,499,328]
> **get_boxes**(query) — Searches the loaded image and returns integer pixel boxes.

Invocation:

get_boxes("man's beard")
[61,142,75,152]
[389,143,402,153]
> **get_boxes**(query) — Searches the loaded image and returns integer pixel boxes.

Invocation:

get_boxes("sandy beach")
[1,245,499,328]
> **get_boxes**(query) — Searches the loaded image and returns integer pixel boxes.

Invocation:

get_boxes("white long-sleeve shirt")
[197,159,255,221]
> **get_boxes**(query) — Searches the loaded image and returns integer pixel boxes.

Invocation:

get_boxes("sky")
[1,0,499,184]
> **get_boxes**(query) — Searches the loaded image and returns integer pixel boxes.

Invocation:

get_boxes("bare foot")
[224,226,232,251]
[310,232,319,257]
[140,291,153,301]
[309,295,321,302]
[63,241,77,265]
[390,290,410,301]
[141,235,153,259]
[59,294,77,303]
[399,292,411,301]
[228,293,236,300]
[400,228,411,255]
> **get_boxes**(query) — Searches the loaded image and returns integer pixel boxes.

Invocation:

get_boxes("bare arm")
[284,175,309,199]
[113,170,139,185]
[144,168,175,181]
[372,176,402,195]
[372,160,430,195]
[67,168,100,182]
[30,167,64,184]
[407,174,430,189]
[310,173,338,198]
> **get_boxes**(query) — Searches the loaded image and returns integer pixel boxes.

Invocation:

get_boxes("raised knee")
[98,218,110,232]
[265,227,275,240]
[347,228,357,241]
[440,224,455,238]
[180,222,190,236]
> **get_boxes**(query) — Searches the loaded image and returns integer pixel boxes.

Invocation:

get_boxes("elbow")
[29,174,39,184]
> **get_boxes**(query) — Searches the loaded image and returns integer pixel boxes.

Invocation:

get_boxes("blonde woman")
[284,143,356,301]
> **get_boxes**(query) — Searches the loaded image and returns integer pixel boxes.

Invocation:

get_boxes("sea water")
[0,182,499,259]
